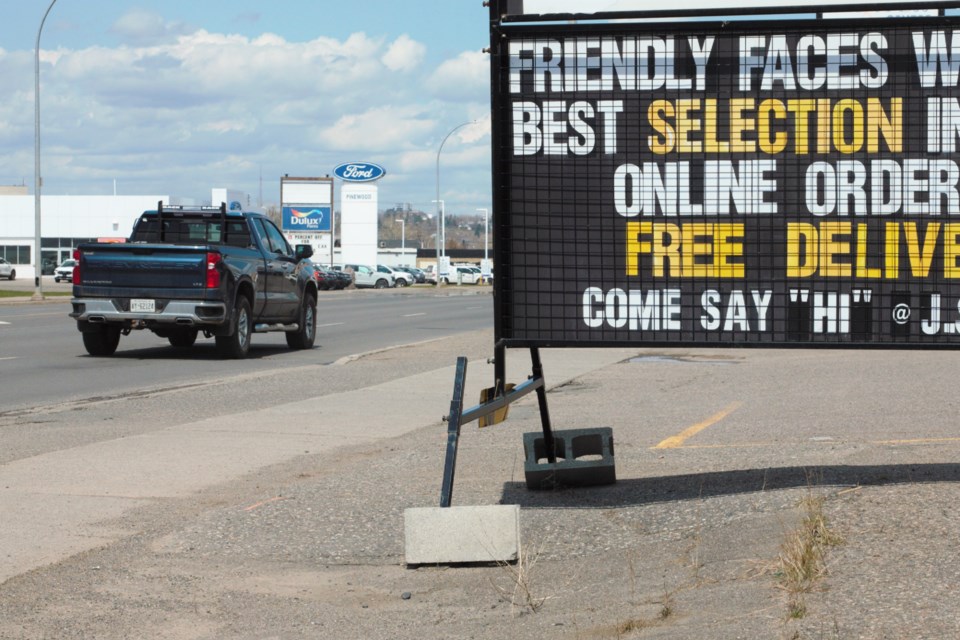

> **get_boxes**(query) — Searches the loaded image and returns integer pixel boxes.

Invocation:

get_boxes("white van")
[442,265,481,285]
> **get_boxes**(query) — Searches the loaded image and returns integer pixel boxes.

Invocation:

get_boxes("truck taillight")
[72,248,81,284]
[206,252,222,288]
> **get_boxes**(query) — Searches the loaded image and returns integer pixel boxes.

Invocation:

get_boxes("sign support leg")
[439,357,468,508]
[530,348,556,464]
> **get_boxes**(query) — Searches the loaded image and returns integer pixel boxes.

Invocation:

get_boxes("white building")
[0,189,244,279]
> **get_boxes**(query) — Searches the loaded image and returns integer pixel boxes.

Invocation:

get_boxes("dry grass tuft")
[492,542,548,615]
[776,492,844,619]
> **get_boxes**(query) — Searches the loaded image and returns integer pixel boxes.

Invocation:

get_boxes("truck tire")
[374,278,388,289]
[286,292,317,350]
[168,328,198,348]
[8,269,14,281]
[395,278,408,287]
[82,325,121,356]
[216,296,252,359]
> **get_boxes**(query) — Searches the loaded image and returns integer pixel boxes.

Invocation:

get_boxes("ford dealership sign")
[333,162,385,183]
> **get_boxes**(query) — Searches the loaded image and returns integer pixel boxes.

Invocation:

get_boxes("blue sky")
[0,1,492,213]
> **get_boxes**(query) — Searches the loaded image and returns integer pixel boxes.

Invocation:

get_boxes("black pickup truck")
[69,203,318,358]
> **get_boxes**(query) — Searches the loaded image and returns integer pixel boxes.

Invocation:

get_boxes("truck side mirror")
[295,244,314,261]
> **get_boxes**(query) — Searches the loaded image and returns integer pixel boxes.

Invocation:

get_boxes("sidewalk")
[0,341,633,585]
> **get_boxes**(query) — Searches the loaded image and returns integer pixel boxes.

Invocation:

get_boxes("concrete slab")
[403,505,520,565]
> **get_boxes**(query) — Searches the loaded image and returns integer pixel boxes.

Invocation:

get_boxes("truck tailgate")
[80,244,208,290]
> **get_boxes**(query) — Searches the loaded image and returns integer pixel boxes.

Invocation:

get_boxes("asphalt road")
[0,283,492,413]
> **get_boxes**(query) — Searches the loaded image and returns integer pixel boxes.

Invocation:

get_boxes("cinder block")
[404,505,520,565]
[523,427,616,489]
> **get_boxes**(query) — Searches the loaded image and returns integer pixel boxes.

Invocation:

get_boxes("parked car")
[54,259,77,283]
[335,264,393,288]
[41,256,57,275]
[378,264,413,287]
[441,265,482,285]
[329,268,351,289]
[396,266,426,284]
[0,258,14,280]
[312,265,335,290]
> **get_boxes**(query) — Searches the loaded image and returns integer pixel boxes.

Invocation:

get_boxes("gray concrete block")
[523,427,616,489]
[404,505,520,565]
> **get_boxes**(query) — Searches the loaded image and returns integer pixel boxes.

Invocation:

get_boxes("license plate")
[130,299,156,313]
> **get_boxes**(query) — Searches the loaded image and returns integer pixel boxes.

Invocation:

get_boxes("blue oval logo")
[333,162,386,183]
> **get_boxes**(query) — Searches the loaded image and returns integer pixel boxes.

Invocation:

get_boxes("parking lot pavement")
[3,339,960,638]
[0,276,72,300]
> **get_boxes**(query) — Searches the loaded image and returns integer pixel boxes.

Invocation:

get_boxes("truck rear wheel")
[216,296,251,359]
[286,292,317,350]
[82,325,121,356]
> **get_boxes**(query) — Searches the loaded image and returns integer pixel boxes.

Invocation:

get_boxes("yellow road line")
[653,401,742,450]
[653,435,960,451]
[873,437,960,445]
[670,441,773,450]
[243,496,289,512]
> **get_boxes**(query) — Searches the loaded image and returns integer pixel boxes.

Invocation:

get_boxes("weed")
[492,541,548,615]
[657,582,675,620]
[615,617,652,636]
[787,597,807,619]
[659,602,673,620]
[776,488,843,619]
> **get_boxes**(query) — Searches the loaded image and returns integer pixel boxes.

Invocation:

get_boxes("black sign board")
[489,2,960,348]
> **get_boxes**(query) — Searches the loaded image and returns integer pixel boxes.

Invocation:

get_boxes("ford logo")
[333,162,386,183]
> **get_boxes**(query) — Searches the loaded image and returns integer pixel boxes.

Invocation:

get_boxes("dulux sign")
[282,206,331,232]
[333,162,386,182]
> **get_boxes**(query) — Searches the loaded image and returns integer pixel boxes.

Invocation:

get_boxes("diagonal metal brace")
[440,357,468,508]
[439,350,554,507]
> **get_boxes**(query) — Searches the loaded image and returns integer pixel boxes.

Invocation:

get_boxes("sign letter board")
[490,6,960,348]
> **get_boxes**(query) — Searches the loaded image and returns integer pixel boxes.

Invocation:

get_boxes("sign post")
[334,162,386,268]
[448,0,960,498]
[280,177,334,265]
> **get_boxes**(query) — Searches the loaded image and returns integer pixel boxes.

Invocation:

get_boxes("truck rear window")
[132,217,252,248]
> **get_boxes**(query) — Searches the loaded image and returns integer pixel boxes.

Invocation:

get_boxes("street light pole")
[33,0,59,301]
[435,120,475,263]
[477,208,489,262]
[431,199,444,283]
[395,219,405,264]
[477,207,489,284]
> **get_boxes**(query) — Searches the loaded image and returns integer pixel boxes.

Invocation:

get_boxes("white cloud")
[0,29,491,211]
[382,34,425,72]
[427,50,487,101]
[109,10,192,46]
[458,117,491,144]
[317,105,436,151]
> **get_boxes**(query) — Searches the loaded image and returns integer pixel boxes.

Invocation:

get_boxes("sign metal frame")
[490,0,960,350]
